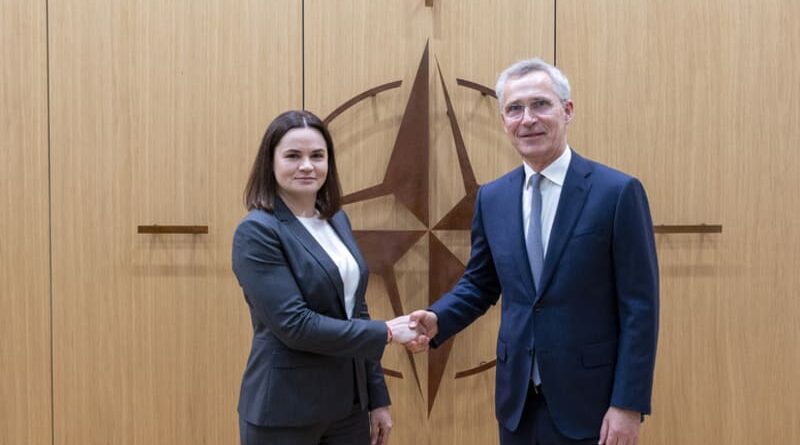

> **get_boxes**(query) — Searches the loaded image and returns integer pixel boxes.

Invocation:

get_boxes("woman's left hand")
[369,406,393,445]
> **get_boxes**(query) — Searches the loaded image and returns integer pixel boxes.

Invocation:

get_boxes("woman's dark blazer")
[232,198,390,427]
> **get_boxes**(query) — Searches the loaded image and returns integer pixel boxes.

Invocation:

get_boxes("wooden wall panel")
[2,1,788,444]
[305,1,552,443]
[48,1,301,443]
[306,4,434,443]
[0,1,51,444]
[558,0,800,443]
[431,2,553,445]
[432,0,554,192]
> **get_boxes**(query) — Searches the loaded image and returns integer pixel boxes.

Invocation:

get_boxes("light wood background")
[305,1,554,444]
[558,0,800,443]
[47,0,300,443]
[2,0,799,444]
[0,1,51,445]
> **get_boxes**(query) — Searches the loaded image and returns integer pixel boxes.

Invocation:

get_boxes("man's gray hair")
[495,58,571,110]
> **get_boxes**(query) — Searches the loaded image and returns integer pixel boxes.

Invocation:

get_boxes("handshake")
[385,310,439,353]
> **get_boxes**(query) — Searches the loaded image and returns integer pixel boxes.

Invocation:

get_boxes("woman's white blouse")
[296,215,360,318]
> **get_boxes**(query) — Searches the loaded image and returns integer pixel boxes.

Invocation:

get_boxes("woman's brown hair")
[243,110,342,219]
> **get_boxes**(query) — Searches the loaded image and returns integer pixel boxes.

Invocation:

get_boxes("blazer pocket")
[265,363,350,426]
[581,340,618,369]
[572,225,607,239]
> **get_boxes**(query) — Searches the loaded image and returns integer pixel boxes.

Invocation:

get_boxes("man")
[408,58,659,445]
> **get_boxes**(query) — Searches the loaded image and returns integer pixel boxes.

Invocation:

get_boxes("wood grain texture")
[0,1,51,444]
[558,0,800,442]
[5,0,795,443]
[306,6,434,443]
[430,3,554,444]
[305,1,553,443]
[48,1,301,443]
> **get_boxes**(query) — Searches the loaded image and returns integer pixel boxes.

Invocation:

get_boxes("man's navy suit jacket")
[232,198,390,427]
[430,150,659,439]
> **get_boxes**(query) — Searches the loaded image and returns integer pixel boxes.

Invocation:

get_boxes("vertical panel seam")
[553,0,558,66]
[45,0,55,444]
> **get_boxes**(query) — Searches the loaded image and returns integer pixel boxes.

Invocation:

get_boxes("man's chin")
[516,145,545,158]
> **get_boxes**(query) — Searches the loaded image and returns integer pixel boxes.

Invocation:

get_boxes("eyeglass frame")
[501,97,569,120]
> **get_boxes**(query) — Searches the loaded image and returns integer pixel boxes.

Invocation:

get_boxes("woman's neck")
[278,191,317,218]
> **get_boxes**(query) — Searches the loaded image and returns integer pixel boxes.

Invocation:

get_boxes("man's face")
[500,71,573,170]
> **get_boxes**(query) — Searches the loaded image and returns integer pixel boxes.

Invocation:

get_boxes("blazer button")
[534,305,542,313]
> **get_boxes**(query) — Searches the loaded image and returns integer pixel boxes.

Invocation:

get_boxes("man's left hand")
[598,406,641,445]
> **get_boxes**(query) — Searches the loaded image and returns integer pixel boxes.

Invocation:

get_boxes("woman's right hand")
[386,315,426,345]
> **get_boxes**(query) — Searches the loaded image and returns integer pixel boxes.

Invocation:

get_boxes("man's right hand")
[406,310,438,353]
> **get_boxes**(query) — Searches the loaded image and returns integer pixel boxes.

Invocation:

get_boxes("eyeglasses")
[502,98,564,120]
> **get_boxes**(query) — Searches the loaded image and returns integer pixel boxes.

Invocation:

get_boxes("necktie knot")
[530,173,542,190]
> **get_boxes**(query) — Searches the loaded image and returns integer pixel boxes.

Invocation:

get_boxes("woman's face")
[273,127,329,203]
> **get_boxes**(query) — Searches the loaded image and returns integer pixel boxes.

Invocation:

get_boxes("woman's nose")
[299,158,313,170]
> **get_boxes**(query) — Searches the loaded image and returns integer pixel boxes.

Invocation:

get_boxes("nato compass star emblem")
[324,43,500,416]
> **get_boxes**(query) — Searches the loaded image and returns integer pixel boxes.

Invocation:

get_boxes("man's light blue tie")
[527,174,544,293]
[526,173,544,385]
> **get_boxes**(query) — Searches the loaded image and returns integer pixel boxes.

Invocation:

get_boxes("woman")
[232,110,416,445]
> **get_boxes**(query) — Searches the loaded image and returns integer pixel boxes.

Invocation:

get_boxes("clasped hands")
[385,310,439,353]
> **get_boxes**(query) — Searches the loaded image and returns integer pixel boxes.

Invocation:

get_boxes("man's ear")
[563,100,575,123]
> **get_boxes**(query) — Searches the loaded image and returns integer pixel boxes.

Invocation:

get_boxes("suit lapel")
[329,212,369,300]
[274,198,347,311]
[537,151,592,299]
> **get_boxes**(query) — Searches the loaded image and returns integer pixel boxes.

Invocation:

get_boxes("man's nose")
[521,107,538,124]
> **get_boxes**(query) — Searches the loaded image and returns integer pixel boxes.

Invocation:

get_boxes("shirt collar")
[523,146,572,188]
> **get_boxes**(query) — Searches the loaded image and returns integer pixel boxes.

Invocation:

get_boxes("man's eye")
[506,105,523,113]
[532,100,551,109]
